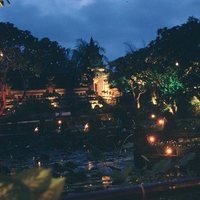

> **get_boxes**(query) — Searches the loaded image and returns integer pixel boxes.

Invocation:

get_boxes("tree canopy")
[0,0,10,7]
[0,22,68,114]
[108,17,200,116]
[71,37,107,87]
[0,22,108,115]
[0,16,200,117]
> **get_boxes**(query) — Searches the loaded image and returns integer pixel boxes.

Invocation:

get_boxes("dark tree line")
[108,17,200,117]
[0,17,200,117]
[0,22,105,115]
[0,0,10,7]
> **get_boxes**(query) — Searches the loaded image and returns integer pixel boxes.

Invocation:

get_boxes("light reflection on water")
[0,147,134,195]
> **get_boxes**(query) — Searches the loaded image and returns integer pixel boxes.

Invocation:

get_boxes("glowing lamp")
[34,127,39,132]
[158,119,164,125]
[165,147,173,156]
[175,62,179,66]
[102,176,112,185]
[38,161,41,167]
[84,123,89,131]
[148,135,156,143]
[57,119,62,125]
[151,114,156,119]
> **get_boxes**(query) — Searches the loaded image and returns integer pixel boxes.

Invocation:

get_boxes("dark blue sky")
[1,0,200,61]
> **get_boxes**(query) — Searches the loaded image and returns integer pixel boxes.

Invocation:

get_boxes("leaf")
[0,180,14,199]
[147,159,172,176]
[122,142,134,149]
[38,177,66,200]
[109,163,133,183]
[14,167,52,193]
[176,152,196,167]
[0,1,4,6]
[0,168,65,200]
[0,0,10,6]
[0,173,31,200]
[141,155,149,162]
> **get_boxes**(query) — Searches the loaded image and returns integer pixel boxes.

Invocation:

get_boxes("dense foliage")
[0,22,106,115]
[108,17,200,117]
[0,0,10,7]
[0,17,200,117]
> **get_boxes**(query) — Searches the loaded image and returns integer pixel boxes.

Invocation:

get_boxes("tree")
[147,67,184,114]
[0,22,40,114]
[0,0,10,7]
[30,37,68,89]
[147,16,200,114]
[108,48,149,110]
[0,22,67,115]
[71,37,107,87]
[109,17,200,116]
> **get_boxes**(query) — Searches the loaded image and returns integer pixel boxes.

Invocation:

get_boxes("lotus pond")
[0,126,200,199]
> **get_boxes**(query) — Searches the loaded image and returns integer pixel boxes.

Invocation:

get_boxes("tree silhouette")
[0,22,67,115]
[109,17,200,115]
[0,0,10,7]
[72,37,107,87]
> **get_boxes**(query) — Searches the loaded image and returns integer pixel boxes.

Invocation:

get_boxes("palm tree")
[0,0,10,7]
[71,37,107,87]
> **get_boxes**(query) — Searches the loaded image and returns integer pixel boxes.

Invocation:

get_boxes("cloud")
[19,0,96,16]
[79,0,95,7]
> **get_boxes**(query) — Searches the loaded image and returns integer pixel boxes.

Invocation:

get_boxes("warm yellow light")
[57,119,62,125]
[102,176,111,182]
[84,123,89,131]
[34,127,39,132]
[148,135,156,143]
[102,176,112,188]
[38,161,41,167]
[158,119,164,125]
[151,114,156,119]
[165,147,173,155]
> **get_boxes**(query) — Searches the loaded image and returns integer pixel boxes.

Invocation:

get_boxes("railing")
[60,176,200,200]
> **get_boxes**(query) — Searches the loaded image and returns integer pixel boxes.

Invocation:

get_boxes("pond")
[1,125,200,199]
[0,131,135,196]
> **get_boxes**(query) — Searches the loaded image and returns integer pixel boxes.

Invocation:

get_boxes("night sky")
[0,0,200,61]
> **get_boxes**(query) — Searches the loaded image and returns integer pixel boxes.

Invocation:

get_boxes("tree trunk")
[0,84,6,115]
[0,60,10,115]
[136,96,140,109]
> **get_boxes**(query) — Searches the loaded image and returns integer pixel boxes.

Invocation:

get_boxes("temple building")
[5,65,120,110]
[91,65,120,106]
